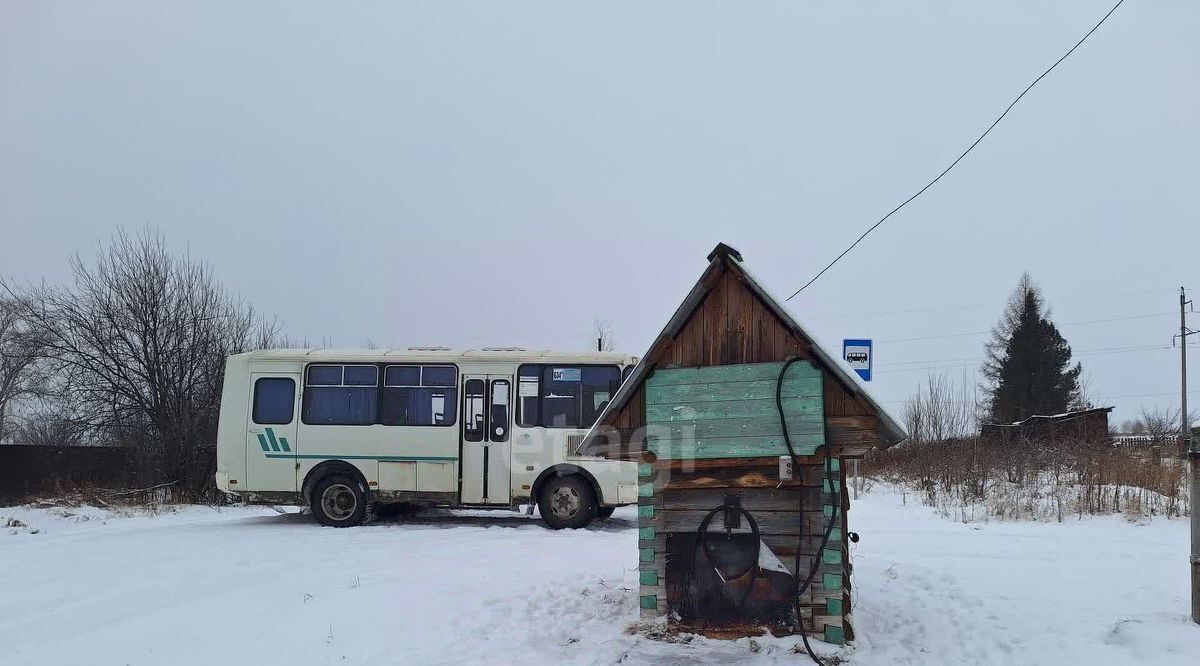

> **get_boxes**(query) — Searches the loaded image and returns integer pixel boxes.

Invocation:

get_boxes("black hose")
[775,357,838,666]
[692,503,762,613]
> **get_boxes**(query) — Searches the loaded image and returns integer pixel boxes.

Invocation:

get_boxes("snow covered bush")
[861,437,1188,522]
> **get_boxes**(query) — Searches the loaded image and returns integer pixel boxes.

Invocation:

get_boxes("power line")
[875,342,1180,371]
[1097,390,1200,401]
[879,390,1200,405]
[874,345,1187,377]
[807,287,1172,322]
[786,0,1128,300]
[875,311,1175,344]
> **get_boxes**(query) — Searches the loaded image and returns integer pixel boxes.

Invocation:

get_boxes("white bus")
[214,348,640,528]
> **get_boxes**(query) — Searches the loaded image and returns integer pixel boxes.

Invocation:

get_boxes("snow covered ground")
[2,489,1197,665]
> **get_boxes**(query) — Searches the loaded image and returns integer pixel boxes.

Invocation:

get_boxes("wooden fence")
[0,445,137,503]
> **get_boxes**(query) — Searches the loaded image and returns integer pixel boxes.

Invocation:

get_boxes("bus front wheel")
[311,474,368,527]
[539,475,597,529]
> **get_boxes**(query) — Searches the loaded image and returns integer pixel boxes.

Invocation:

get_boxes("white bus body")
[214,348,639,528]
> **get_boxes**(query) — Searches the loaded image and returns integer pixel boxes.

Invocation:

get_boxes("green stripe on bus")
[256,434,270,452]
[265,429,281,452]
[263,454,458,461]
[278,436,291,453]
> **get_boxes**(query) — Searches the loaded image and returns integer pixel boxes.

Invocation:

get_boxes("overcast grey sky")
[1,0,1197,424]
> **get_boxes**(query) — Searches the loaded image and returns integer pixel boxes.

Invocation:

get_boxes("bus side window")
[581,366,620,428]
[464,379,486,442]
[490,380,510,442]
[381,364,458,427]
[517,365,539,427]
[253,377,295,425]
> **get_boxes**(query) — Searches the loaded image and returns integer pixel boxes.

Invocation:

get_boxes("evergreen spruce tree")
[982,274,1084,424]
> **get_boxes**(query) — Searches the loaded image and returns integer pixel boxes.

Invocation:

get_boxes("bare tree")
[903,371,978,445]
[1075,370,1096,410]
[1134,406,1197,440]
[4,227,270,500]
[593,318,616,352]
[1115,418,1143,435]
[12,409,86,448]
[0,298,50,441]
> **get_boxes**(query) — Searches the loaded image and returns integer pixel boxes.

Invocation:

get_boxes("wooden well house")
[577,243,906,644]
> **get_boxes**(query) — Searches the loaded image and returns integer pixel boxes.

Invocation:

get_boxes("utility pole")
[1179,287,1198,625]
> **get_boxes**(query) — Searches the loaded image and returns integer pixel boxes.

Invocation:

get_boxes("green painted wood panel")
[648,418,823,441]
[639,548,656,563]
[640,571,658,586]
[645,377,821,406]
[645,395,821,423]
[649,362,820,386]
[644,362,825,459]
[638,483,654,497]
[648,440,817,461]
[638,463,652,477]
[638,505,655,518]
[826,598,843,615]
[824,625,845,645]
[822,573,843,590]
[639,527,655,540]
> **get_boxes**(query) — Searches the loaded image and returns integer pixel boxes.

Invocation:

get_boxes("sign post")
[842,339,872,382]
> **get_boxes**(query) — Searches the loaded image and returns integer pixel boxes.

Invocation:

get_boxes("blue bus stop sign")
[842,339,872,382]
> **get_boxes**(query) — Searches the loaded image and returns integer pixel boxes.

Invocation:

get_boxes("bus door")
[246,372,301,491]
[459,374,513,505]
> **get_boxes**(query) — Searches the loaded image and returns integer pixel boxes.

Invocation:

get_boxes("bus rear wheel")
[539,475,597,530]
[311,474,367,527]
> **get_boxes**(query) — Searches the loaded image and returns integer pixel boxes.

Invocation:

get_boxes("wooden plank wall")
[610,257,889,642]
[601,262,882,458]
[638,455,850,643]
[643,362,825,460]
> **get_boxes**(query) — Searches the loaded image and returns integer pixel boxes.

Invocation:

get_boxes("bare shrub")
[1133,406,1196,443]
[902,371,977,445]
[862,436,1188,521]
